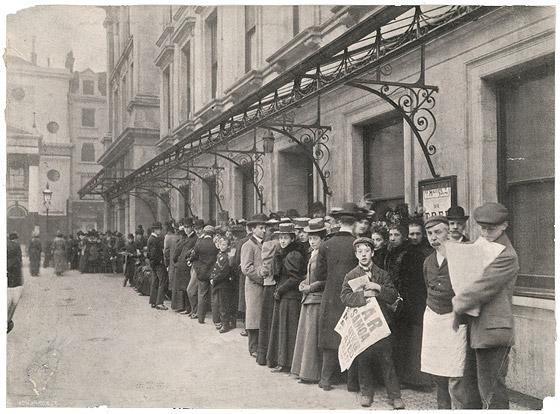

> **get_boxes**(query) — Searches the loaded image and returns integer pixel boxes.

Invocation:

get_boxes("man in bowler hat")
[452,202,519,409]
[446,206,470,243]
[148,222,168,310]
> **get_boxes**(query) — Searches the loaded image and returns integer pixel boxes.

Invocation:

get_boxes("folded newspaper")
[445,237,505,317]
[335,274,391,371]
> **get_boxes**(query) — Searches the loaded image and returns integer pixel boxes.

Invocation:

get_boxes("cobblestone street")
[7,261,444,409]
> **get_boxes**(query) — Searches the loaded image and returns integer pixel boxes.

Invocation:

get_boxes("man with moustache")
[447,206,470,242]
[420,216,469,409]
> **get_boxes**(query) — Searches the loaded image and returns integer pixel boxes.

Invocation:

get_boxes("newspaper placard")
[335,297,391,372]
[445,237,505,317]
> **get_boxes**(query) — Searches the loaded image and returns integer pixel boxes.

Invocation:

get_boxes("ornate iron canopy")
[79,6,496,201]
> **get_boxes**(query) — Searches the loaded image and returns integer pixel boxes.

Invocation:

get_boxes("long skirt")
[291,303,321,382]
[256,286,276,365]
[53,250,66,275]
[29,253,41,276]
[267,296,301,369]
[394,320,433,387]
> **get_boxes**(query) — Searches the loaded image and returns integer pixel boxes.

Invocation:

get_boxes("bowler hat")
[330,202,365,219]
[194,219,205,229]
[286,209,301,219]
[152,221,163,230]
[56,231,63,237]
[473,202,508,225]
[8,232,18,240]
[304,218,327,233]
[293,217,310,229]
[446,206,469,221]
[353,237,375,250]
[424,215,449,229]
[247,213,268,226]
[275,223,296,235]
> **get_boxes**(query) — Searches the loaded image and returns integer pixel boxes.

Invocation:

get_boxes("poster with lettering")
[335,298,391,372]
[418,175,457,218]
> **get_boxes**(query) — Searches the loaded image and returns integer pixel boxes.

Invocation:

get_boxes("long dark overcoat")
[316,231,357,350]
[173,232,198,291]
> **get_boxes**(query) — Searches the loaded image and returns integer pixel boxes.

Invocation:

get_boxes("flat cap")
[473,202,508,225]
[424,215,449,229]
[353,237,375,250]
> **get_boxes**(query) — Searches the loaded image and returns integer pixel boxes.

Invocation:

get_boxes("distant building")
[5,49,107,242]
[97,5,168,233]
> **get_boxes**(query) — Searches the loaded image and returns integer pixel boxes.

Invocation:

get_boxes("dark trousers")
[212,287,232,325]
[357,336,401,400]
[319,348,340,386]
[187,273,198,315]
[149,264,168,306]
[472,346,510,409]
[247,329,259,354]
[197,279,214,323]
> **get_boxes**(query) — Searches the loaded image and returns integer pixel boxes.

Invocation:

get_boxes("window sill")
[513,294,555,311]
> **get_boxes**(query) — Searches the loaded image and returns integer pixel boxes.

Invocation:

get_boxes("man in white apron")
[420,216,468,409]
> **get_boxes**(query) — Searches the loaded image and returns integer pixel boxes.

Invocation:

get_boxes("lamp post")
[42,183,53,239]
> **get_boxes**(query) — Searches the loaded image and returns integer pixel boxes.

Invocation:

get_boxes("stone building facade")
[6,53,107,242]
[81,5,554,400]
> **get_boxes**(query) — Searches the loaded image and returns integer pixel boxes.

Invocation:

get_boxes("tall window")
[121,75,127,128]
[129,62,134,103]
[7,166,25,189]
[163,66,172,132]
[81,143,95,162]
[83,80,94,95]
[81,108,96,127]
[113,87,120,136]
[363,116,404,215]
[181,42,192,121]
[207,12,218,99]
[497,62,554,298]
[245,6,256,73]
[292,6,300,37]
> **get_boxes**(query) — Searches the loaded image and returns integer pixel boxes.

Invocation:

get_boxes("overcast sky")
[6,5,106,72]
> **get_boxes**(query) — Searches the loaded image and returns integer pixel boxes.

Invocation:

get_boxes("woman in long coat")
[267,223,306,371]
[52,231,67,276]
[291,219,326,383]
[28,234,42,276]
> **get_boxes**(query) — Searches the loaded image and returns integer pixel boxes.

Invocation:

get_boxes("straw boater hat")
[275,222,296,235]
[304,218,327,233]
[330,202,366,219]
[247,213,268,226]
[292,217,310,229]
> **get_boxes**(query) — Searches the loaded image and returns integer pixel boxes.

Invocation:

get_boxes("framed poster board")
[418,175,457,218]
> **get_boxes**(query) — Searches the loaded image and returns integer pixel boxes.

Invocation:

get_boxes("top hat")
[247,213,268,226]
[304,218,327,233]
[275,223,297,234]
[183,217,194,227]
[330,202,365,219]
[446,205,469,221]
[152,221,163,230]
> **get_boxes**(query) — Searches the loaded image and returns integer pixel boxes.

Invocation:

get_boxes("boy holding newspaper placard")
[339,237,404,409]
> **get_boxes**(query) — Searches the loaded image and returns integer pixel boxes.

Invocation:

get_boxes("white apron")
[421,306,467,377]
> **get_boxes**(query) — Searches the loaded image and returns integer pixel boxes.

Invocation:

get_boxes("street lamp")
[42,183,53,238]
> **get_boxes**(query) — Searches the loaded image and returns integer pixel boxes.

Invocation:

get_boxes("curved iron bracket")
[128,192,158,222]
[209,150,265,213]
[150,178,194,218]
[172,166,224,212]
[135,185,174,220]
[267,124,333,206]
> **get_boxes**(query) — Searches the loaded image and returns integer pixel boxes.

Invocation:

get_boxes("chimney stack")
[31,36,37,65]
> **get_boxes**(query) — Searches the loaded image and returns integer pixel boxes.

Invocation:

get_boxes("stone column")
[28,154,40,214]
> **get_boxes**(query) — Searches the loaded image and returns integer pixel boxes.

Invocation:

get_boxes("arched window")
[7,204,28,218]
[81,143,95,162]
